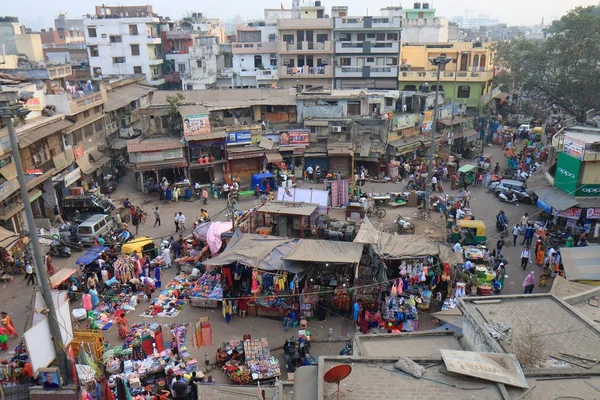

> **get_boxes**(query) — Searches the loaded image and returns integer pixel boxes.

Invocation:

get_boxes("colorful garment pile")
[139,275,193,317]
[190,272,223,300]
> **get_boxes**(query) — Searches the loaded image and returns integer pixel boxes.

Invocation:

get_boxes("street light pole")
[3,113,70,381]
[425,54,452,213]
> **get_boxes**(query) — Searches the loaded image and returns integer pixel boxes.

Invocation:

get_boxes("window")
[178,63,186,73]
[339,33,351,41]
[317,58,329,66]
[386,57,398,66]
[113,57,125,64]
[94,120,103,133]
[87,27,97,37]
[348,101,361,116]
[282,34,294,43]
[457,85,471,98]
[366,33,376,39]
[357,33,366,41]
[84,125,93,138]
[385,98,393,107]
[366,57,375,63]
[89,46,99,57]
[387,32,398,41]
[130,44,140,56]
[340,57,351,66]
[316,34,328,43]
[133,66,143,74]
[270,58,277,66]
[94,106,102,113]
[129,25,138,35]
[83,110,90,118]
[196,60,202,68]
[110,35,122,43]
[72,131,83,145]
[376,33,385,41]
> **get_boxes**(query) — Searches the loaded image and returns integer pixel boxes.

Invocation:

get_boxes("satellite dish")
[323,364,352,400]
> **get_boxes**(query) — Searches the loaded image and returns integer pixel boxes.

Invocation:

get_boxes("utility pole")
[2,108,69,382]
[425,54,452,213]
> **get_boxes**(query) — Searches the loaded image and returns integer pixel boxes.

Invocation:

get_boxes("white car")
[518,124,530,134]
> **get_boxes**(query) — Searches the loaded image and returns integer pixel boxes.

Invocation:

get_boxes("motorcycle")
[498,191,519,204]
[297,336,317,366]
[50,240,72,257]
[284,337,301,373]
[496,220,509,237]
[339,339,353,356]
[549,230,571,247]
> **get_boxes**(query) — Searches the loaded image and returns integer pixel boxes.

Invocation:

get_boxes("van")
[77,214,115,246]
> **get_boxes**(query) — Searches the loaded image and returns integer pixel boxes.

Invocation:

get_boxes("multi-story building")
[84,5,165,86]
[277,2,334,90]
[231,22,279,88]
[332,6,402,90]
[451,14,499,30]
[0,17,45,62]
[399,41,495,108]
[402,3,449,44]
[184,37,233,90]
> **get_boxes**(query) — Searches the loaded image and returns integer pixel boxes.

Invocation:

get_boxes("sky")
[4,0,598,31]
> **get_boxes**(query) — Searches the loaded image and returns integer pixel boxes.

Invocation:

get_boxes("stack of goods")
[190,272,223,300]
[463,246,487,261]
[243,338,281,381]
[150,254,166,268]
[140,276,192,317]
[382,295,419,332]
[332,286,351,312]
[441,297,458,311]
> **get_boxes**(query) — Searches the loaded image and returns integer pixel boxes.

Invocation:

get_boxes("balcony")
[278,18,333,30]
[146,36,162,44]
[46,89,108,116]
[334,16,402,30]
[165,72,182,83]
[279,41,332,53]
[147,75,165,86]
[256,69,278,80]
[279,65,333,79]
[148,57,164,65]
[335,66,398,78]
[47,64,73,79]
[165,31,193,40]
[217,68,234,78]
[399,69,494,82]
[232,42,278,54]
[334,41,399,54]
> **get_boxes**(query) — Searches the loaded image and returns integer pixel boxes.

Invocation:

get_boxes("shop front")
[327,143,353,179]
[186,133,227,185]
[226,147,265,186]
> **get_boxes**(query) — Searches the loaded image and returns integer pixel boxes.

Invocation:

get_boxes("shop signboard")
[552,207,582,219]
[226,131,252,146]
[563,135,585,161]
[586,208,600,219]
[227,151,264,160]
[391,114,416,130]
[421,110,434,133]
[24,97,43,111]
[63,168,81,187]
[554,152,582,196]
[0,179,18,203]
[280,130,309,146]
[577,184,600,197]
[73,144,85,160]
[182,113,210,136]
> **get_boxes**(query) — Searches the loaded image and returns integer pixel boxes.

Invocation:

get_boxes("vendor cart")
[50,267,79,289]
[111,207,131,223]
[458,164,477,185]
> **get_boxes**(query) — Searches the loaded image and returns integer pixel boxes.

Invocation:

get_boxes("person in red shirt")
[21,362,33,378]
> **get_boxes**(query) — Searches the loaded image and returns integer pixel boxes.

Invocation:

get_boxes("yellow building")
[399,42,495,108]
[15,34,44,62]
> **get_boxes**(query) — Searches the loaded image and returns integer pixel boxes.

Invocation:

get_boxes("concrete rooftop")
[354,331,463,358]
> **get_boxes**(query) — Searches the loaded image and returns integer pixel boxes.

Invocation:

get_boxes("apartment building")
[0,17,45,62]
[277,2,334,90]
[332,6,402,90]
[399,42,495,108]
[84,5,165,86]
[231,22,279,88]
[184,37,232,90]
[402,3,449,43]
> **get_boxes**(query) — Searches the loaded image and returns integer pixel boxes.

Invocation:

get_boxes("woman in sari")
[535,238,544,266]
[358,308,369,334]
[116,313,129,340]
[89,286,100,309]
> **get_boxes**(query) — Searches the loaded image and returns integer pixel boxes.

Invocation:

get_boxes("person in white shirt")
[463,260,473,272]
[232,181,239,191]
[520,247,531,270]
[453,242,463,253]
[455,207,466,220]
[431,175,438,192]
[25,262,35,285]
[512,225,521,246]
[191,267,200,279]
[177,212,186,231]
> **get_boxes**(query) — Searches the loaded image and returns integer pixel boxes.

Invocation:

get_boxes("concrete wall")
[402,18,449,43]
[581,161,600,185]
[0,23,19,55]
[303,105,344,119]
[188,38,219,88]
[15,34,44,61]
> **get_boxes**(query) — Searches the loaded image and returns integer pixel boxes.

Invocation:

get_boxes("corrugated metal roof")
[105,85,156,112]
[178,105,210,116]
[18,118,74,149]
[127,137,184,153]
[561,247,600,281]
[534,187,579,211]
[257,201,318,216]
[132,158,188,171]
[151,88,297,109]
[184,132,227,141]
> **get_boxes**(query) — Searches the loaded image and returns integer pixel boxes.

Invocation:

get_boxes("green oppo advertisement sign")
[578,184,600,197]
[554,152,581,196]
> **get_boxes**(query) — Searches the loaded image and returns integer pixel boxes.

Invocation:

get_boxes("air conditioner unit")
[270,54,277,58]
[283,59,290,65]
[332,126,342,133]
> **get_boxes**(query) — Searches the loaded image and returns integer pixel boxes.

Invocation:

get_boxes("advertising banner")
[552,207,581,219]
[182,113,210,136]
[554,152,581,196]
[280,130,310,146]
[563,135,585,161]
[586,208,600,219]
[226,131,252,146]
[577,184,600,197]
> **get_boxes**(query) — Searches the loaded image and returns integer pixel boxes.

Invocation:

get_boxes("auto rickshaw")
[458,164,477,185]
[121,236,157,258]
[449,219,487,245]
[531,127,543,141]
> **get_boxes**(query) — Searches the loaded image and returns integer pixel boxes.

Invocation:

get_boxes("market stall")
[217,336,281,385]
[139,275,191,318]
[462,245,504,296]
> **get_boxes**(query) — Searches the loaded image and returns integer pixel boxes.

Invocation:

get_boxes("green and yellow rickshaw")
[449,219,487,245]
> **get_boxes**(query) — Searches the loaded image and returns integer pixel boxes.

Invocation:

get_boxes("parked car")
[489,179,536,204]
[77,214,116,246]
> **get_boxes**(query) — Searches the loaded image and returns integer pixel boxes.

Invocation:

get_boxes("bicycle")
[366,205,386,219]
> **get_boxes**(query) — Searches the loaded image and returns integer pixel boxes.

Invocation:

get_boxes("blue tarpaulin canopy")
[76,246,109,266]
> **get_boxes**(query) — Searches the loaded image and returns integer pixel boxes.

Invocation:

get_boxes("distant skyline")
[4,0,598,31]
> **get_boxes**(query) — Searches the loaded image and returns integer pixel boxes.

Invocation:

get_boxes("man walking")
[431,174,438,192]
[520,246,531,270]
[154,207,161,227]
[496,237,505,255]
[172,375,187,400]
[178,212,186,231]
[174,212,180,232]
[525,224,535,247]
[523,271,536,294]
[24,260,35,285]
[512,224,520,246]
[202,187,209,205]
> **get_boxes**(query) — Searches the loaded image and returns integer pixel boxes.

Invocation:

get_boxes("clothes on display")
[217,337,281,385]
[140,275,191,317]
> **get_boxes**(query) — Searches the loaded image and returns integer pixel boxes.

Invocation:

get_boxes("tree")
[166,93,185,135]
[493,6,600,120]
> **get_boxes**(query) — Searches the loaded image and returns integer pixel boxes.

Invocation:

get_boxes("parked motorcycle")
[496,220,509,238]
[284,337,301,373]
[297,336,317,366]
[50,240,72,257]
[339,339,353,356]
[549,230,572,247]
[498,191,519,204]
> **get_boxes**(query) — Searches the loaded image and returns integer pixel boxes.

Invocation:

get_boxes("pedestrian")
[484,171,491,188]
[174,213,180,232]
[317,297,327,322]
[523,271,536,294]
[131,212,139,235]
[496,237,505,255]
[153,207,161,227]
[0,328,8,352]
[431,175,437,192]
[520,213,529,228]
[154,265,162,288]
[24,260,35,285]
[0,312,18,337]
[178,212,186,231]
[462,177,468,191]
[254,184,260,198]
[512,224,520,246]
[202,187,208,205]
[188,372,203,400]
[525,224,535,246]
[52,205,64,225]
[520,246,531,270]
[45,252,55,276]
